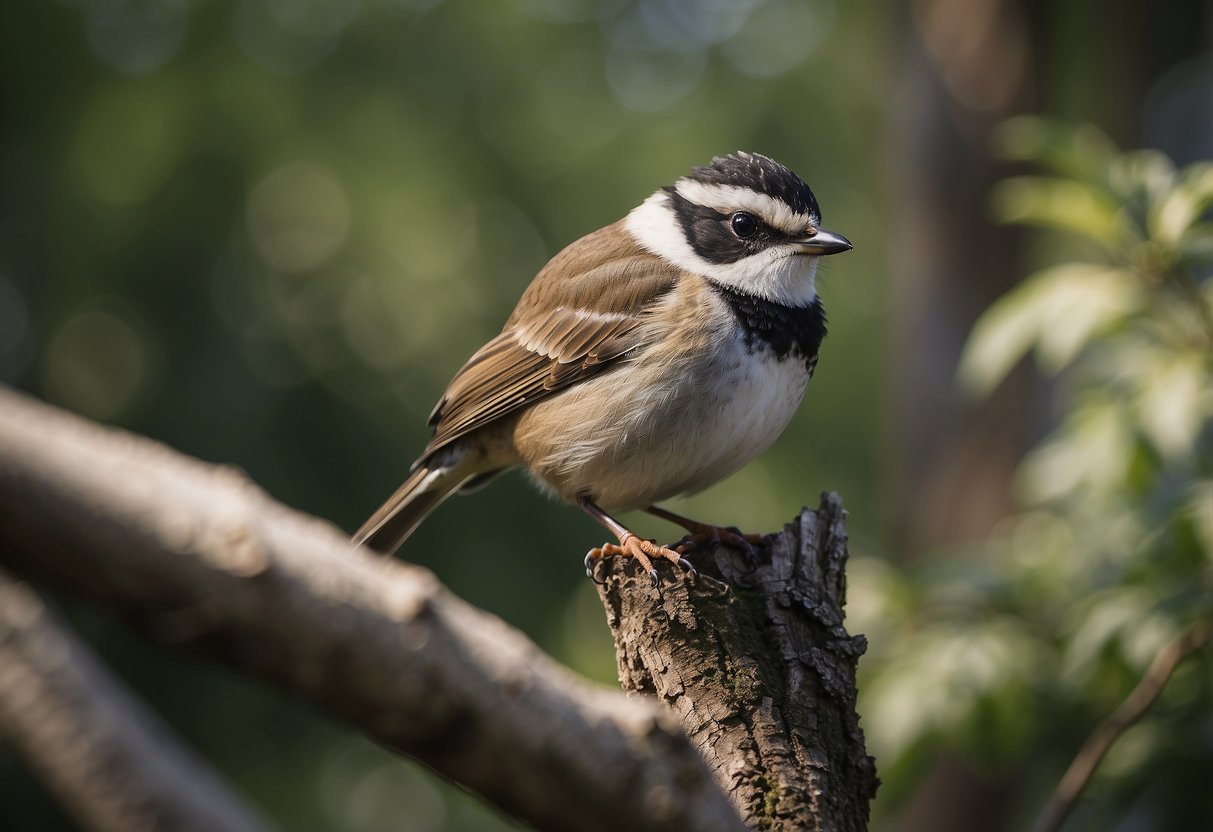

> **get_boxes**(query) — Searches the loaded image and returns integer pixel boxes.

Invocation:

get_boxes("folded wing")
[424,222,680,455]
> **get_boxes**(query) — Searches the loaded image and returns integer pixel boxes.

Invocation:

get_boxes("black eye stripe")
[730,212,797,243]
[666,189,796,265]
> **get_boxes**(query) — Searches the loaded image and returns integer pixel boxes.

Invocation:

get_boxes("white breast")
[663,345,810,499]
[516,330,811,511]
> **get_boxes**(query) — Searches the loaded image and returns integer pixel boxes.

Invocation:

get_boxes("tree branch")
[0,386,743,832]
[596,495,878,831]
[0,568,276,832]
[1031,619,1213,832]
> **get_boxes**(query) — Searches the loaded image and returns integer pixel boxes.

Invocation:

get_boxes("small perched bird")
[353,152,851,581]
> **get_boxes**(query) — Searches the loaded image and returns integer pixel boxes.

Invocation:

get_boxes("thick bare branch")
[0,568,276,832]
[596,495,878,831]
[0,386,743,832]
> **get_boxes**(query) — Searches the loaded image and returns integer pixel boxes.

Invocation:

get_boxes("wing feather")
[423,221,678,454]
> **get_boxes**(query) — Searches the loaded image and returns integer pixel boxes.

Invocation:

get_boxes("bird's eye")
[730,212,759,239]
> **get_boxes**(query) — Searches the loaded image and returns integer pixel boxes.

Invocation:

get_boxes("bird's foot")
[584,533,697,585]
[644,505,766,568]
[672,523,766,568]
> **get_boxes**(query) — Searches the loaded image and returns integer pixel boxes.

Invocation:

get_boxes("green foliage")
[856,119,1213,825]
[962,117,1213,395]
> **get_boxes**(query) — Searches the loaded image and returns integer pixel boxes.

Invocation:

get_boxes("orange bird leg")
[644,505,766,564]
[579,497,697,585]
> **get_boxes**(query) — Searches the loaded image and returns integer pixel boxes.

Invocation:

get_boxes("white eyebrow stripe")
[673,180,811,234]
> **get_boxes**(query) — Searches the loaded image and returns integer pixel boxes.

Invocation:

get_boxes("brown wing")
[423,220,679,454]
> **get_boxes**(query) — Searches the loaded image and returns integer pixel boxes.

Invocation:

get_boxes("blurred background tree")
[859,118,1213,832]
[0,1,1209,830]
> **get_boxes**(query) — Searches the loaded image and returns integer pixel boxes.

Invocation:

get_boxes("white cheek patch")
[705,249,819,306]
[673,179,815,234]
[624,192,819,307]
[624,191,704,271]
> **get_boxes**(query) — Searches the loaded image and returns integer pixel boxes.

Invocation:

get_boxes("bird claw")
[583,550,608,585]
[584,535,695,585]
[676,556,698,580]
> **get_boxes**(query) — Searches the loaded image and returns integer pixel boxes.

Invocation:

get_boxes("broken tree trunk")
[595,494,878,831]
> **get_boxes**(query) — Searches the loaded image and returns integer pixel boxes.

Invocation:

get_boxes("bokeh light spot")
[232,0,354,75]
[84,0,190,75]
[247,161,352,273]
[41,300,153,419]
[320,742,447,832]
[723,0,833,78]
[71,81,186,205]
[605,47,705,113]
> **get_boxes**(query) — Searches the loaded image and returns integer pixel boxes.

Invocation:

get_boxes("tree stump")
[595,493,878,831]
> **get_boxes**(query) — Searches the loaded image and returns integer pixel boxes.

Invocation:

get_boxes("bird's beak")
[794,226,852,256]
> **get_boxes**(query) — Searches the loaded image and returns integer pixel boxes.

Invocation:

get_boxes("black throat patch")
[711,284,827,371]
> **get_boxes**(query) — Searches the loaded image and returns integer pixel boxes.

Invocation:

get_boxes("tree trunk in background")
[888,5,1035,822]
[888,0,1037,560]
[888,1,1212,830]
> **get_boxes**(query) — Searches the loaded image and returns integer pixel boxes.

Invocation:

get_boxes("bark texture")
[0,569,276,832]
[0,386,743,832]
[595,494,878,831]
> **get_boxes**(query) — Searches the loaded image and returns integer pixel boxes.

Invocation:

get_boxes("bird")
[352,151,852,582]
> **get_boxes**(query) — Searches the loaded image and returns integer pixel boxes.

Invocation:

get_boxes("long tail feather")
[352,465,466,555]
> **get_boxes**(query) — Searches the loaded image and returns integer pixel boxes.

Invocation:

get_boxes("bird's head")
[626,151,851,306]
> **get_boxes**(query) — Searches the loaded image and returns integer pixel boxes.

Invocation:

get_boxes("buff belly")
[512,338,810,511]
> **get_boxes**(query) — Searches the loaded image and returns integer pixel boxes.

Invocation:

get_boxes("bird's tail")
[352,464,469,555]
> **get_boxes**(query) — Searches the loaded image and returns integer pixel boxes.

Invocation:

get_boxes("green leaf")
[859,618,1042,762]
[959,264,1143,396]
[1016,399,1134,502]
[1150,186,1202,246]
[1110,149,1178,207]
[993,117,1119,183]
[958,290,1040,396]
[1179,224,1213,262]
[1149,162,1213,246]
[1060,587,1154,688]
[1133,349,1213,460]
[1179,160,1213,202]
[992,176,1130,250]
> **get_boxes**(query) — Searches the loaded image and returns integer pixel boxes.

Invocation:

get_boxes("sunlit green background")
[2,1,1210,830]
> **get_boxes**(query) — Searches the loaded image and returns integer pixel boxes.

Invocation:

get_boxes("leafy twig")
[1031,619,1213,832]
